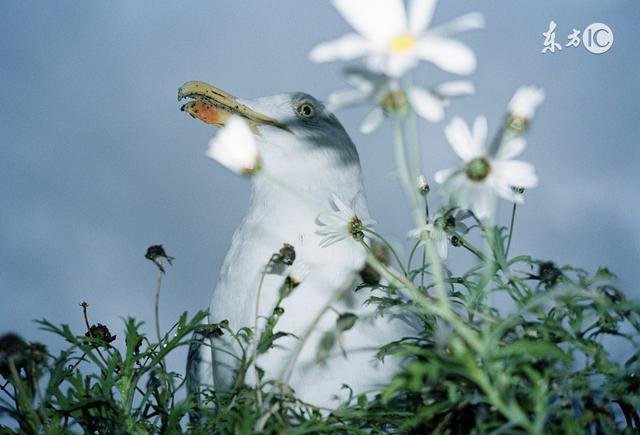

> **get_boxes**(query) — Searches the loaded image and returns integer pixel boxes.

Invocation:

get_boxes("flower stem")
[154,269,163,344]
[402,72,422,180]
[505,203,518,258]
[363,228,407,276]
[251,262,271,409]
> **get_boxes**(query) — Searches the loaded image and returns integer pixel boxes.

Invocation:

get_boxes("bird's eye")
[296,102,316,119]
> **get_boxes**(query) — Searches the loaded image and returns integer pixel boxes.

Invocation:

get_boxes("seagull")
[178,81,411,410]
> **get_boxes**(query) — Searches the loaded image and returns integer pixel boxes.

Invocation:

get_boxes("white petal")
[344,68,383,93]
[382,53,419,78]
[406,225,430,240]
[415,36,476,75]
[331,194,352,215]
[327,88,369,111]
[472,116,488,152]
[436,236,448,259]
[309,33,371,63]
[408,0,437,35]
[493,160,539,188]
[488,175,522,203]
[496,137,527,161]
[331,0,407,45]
[429,12,485,37]
[288,261,311,283]
[470,187,495,220]
[360,107,385,134]
[434,167,455,184]
[445,117,479,161]
[408,86,445,122]
[435,80,475,97]
[508,86,546,120]
[317,212,345,228]
[205,116,259,175]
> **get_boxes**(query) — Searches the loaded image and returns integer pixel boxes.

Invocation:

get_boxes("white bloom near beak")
[310,0,483,77]
[317,194,376,247]
[205,116,261,175]
[328,69,474,134]
[434,116,538,219]
[508,86,546,121]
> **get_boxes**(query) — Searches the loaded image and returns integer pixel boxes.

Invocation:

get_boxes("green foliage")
[1,222,639,434]
[1,311,206,434]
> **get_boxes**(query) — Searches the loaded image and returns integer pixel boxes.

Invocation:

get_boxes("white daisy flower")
[316,194,376,247]
[310,0,484,78]
[205,116,261,175]
[434,116,539,219]
[328,68,474,133]
[508,86,546,121]
[407,209,470,259]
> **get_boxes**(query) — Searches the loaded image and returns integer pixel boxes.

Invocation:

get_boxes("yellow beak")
[177,81,290,134]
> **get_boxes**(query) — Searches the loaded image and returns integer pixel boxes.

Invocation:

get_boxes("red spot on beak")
[189,101,220,124]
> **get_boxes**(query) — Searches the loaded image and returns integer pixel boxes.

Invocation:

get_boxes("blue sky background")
[1,1,639,373]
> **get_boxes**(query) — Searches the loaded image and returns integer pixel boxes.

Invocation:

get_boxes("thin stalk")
[393,120,423,227]
[363,228,407,276]
[364,245,484,354]
[251,263,271,409]
[505,203,518,258]
[154,269,163,345]
[262,272,357,410]
[402,72,422,180]
[406,239,422,274]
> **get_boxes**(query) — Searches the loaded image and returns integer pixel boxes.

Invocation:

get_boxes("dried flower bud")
[381,89,409,116]
[417,175,430,195]
[85,323,117,345]
[336,313,358,332]
[28,342,48,365]
[597,285,624,303]
[538,262,562,288]
[273,243,296,266]
[0,333,29,377]
[145,245,174,274]
[359,241,390,285]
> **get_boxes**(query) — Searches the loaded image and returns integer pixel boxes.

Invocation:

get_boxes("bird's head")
[178,81,361,184]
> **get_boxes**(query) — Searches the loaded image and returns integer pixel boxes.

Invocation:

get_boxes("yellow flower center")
[390,34,417,53]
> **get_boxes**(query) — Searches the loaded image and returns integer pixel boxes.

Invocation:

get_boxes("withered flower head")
[199,323,224,338]
[537,262,562,288]
[273,243,296,266]
[0,333,29,377]
[336,313,358,332]
[28,342,48,365]
[359,241,390,285]
[85,323,117,345]
[145,245,175,274]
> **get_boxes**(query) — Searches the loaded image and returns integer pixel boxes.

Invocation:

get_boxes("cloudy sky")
[1,1,638,372]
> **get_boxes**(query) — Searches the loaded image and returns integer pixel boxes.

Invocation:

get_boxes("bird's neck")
[249,160,367,224]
